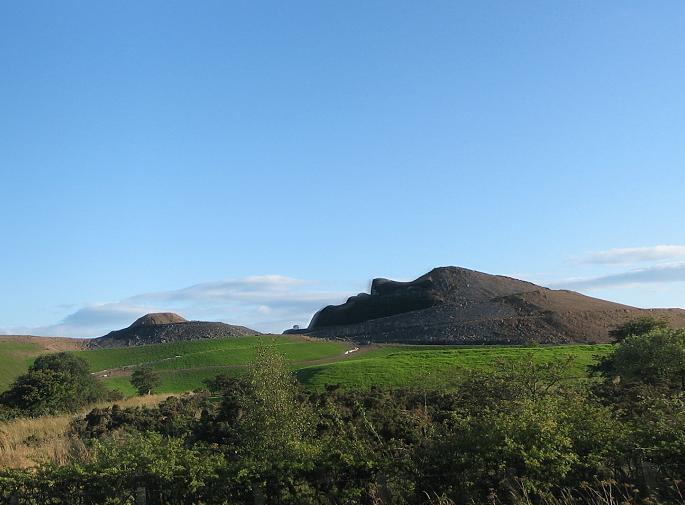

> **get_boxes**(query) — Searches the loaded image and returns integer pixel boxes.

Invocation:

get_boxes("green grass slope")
[296,344,612,390]
[0,341,43,391]
[76,335,346,372]
[90,340,612,395]
[2,334,613,397]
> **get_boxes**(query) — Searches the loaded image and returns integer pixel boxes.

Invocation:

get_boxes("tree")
[236,345,315,503]
[0,352,105,415]
[31,352,91,376]
[239,345,311,457]
[609,316,668,342]
[131,365,161,395]
[593,328,685,390]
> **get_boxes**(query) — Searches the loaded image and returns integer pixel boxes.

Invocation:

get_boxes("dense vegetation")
[0,353,112,419]
[0,323,684,504]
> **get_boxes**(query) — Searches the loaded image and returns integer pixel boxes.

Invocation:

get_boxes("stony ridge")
[287,267,685,344]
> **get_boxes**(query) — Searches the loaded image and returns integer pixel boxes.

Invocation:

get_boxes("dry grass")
[0,394,169,469]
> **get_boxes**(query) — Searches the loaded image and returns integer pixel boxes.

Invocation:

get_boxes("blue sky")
[1,1,684,337]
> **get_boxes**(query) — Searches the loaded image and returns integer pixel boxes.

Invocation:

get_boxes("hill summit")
[287,266,685,344]
[90,313,260,348]
[130,312,188,327]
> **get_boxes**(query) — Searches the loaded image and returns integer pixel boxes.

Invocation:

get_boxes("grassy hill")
[1,334,613,396]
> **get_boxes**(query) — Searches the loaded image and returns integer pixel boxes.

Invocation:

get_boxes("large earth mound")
[287,267,685,344]
[90,312,260,348]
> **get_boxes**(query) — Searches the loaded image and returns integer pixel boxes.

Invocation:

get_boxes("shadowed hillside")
[288,266,685,344]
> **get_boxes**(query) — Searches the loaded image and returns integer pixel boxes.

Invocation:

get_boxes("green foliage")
[87,431,225,497]
[130,365,161,395]
[439,398,579,497]
[416,356,627,501]
[31,352,91,376]
[240,345,312,457]
[454,354,575,408]
[5,344,685,504]
[0,433,226,504]
[609,316,669,342]
[593,328,685,390]
[233,346,319,502]
[627,392,685,480]
[73,393,213,439]
[0,352,104,415]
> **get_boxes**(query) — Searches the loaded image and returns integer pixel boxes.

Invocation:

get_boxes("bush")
[0,352,105,416]
[593,328,685,390]
[609,316,669,342]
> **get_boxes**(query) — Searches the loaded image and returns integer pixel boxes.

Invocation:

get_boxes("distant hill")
[90,312,260,348]
[287,266,685,344]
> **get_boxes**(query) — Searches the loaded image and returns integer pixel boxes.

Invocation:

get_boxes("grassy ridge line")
[100,343,613,395]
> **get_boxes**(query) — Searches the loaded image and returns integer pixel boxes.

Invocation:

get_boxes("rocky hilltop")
[90,312,260,348]
[287,267,685,344]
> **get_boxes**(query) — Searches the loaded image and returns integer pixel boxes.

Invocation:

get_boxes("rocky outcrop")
[90,312,260,348]
[310,277,444,328]
[287,267,685,345]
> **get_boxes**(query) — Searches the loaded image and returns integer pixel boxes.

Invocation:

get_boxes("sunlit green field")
[76,335,347,372]
[91,340,612,394]
[296,344,612,390]
[1,334,613,396]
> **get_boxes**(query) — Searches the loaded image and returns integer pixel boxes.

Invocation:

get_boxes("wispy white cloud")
[548,263,685,291]
[1,275,351,339]
[576,245,685,265]
[0,303,157,339]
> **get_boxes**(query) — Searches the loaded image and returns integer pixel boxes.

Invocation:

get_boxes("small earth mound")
[130,312,188,327]
[90,313,260,348]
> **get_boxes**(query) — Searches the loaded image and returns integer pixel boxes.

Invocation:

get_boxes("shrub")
[0,353,105,416]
